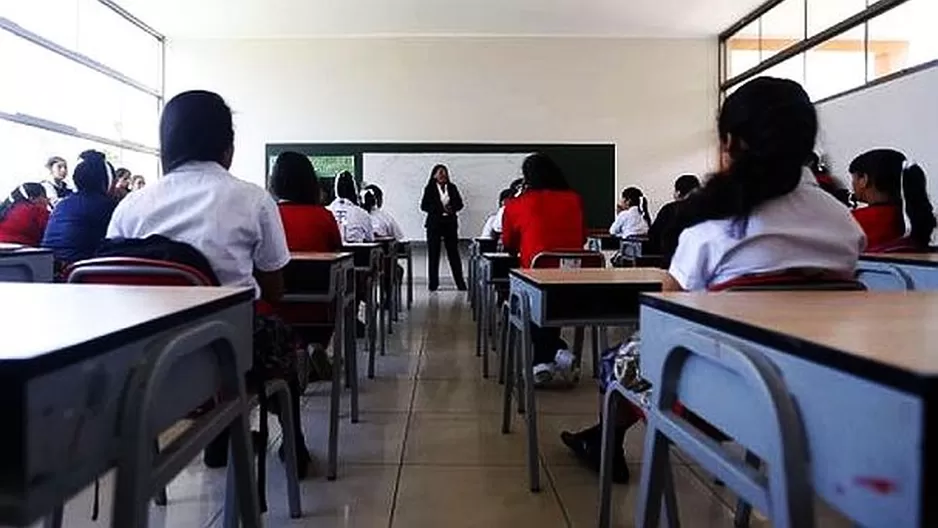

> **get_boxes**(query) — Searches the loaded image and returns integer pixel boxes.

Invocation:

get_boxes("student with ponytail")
[327,171,373,243]
[362,184,405,240]
[0,183,50,246]
[850,149,936,252]
[609,186,650,239]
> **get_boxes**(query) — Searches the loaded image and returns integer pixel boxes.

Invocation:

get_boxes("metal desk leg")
[347,295,360,424]
[480,282,490,359]
[501,298,519,434]
[518,293,541,492]
[590,326,602,379]
[498,300,511,385]
[734,451,761,527]
[380,267,388,356]
[367,274,377,379]
[327,289,343,481]
[406,251,413,310]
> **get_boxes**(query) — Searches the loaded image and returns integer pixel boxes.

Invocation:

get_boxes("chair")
[65,257,303,519]
[396,241,413,311]
[598,273,866,528]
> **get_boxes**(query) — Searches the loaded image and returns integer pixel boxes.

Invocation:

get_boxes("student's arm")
[449,184,465,213]
[501,202,520,253]
[609,211,626,237]
[253,195,292,303]
[666,226,711,292]
[389,213,406,241]
[481,215,496,238]
[661,273,685,292]
[420,186,437,214]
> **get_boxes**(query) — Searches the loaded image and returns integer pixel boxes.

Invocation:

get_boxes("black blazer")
[420,181,464,228]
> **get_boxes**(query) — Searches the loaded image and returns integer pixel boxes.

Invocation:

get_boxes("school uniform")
[369,207,405,240]
[480,206,504,239]
[0,202,49,246]
[327,198,374,243]
[279,203,343,252]
[852,203,906,251]
[609,206,648,239]
[42,156,116,264]
[41,180,73,206]
[669,170,865,291]
[107,161,291,297]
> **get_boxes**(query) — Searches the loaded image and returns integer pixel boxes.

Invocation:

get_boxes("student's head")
[509,178,525,197]
[361,187,378,213]
[159,90,235,174]
[806,152,827,176]
[334,170,359,204]
[686,77,816,227]
[130,174,146,191]
[73,150,114,195]
[498,188,513,206]
[364,184,384,208]
[270,151,323,205]
[0,183,47,221]
[46,156,67,182]
[850,148,936,247]
[521,153,570,191]
[621,187,652,225]
[673,174,701,200]
[430,164,450,185]
[110,167,132,199]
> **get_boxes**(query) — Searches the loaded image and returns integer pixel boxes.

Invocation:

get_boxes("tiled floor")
[45,281,850,527]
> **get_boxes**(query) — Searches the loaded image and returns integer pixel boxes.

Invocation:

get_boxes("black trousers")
[532,325,565,365]
[426,220,466,290]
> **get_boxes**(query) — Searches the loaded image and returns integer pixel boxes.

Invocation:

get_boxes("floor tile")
[417,348,486,379]
[538,415,647,467]
[393,465,566,528]
[412,379,504,414]
[303,378,415,414]
[303,411,408,466]
[404,412,528,466]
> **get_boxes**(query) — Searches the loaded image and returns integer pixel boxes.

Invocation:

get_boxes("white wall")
[164,37,718,215]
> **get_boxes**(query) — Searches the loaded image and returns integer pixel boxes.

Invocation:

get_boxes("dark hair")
[270,151,322,205]
[622,187,652,226]
[680,77,817,233]
[361,187,378,213]
[45,156,66,171]
[850,148,936,248]
[159,90,234,173]
[335,170,359,205]
[429,164,449,184]
[0,183,46,221]
[498,188,513,204]
[522,153,570,191]
[364,184,384,208]
[115,167,132,180]
[674,174,701,198]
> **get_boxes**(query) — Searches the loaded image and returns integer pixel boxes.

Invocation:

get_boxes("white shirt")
[609,206,649,238]
[481,206,505,238]
[437,184,451,209]
[369,207,405,240]
[106,161,290,297]
[327,198,374,243]
[669,171,866,291]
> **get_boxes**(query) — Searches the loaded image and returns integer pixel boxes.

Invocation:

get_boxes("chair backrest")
[530,250,606,269]
[866,237,924,254]
[711,269,866,292]
[65,257,214,286]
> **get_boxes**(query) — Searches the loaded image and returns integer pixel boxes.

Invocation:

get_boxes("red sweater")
[277,203,342,252]
[853,204,905,251]
[0,202,50,246]
[502,189,586,268]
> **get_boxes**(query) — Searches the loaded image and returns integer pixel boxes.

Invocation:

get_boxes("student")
[561,76,865,483]
[42,150,117,265]
[0,183,50,246]
[646,174,700,255]
[327,171,373,243]
[502,153,585,386]
[361,184,405,240]
[609,187,650,239]
[110,167,132,202]
[106,90,313,476]
[42,155,73,205]
[850,148,936,252]
[270,151,342,252]
[808,152,851,206]
[130,174,147,191]
[481,188,513,239]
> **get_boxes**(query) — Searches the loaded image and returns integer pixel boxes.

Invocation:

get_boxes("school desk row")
[0,241,410,528]
[470,251,938,528]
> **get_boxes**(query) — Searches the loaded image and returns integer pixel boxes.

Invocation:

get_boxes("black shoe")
[560,430,630,484]
[428,284,439,292]
[203,430,265,468]
[278,442,313,479]
[356,321,366,338]
[456,283,468,291]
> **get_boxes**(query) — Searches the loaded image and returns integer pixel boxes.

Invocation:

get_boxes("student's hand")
[616,200,626,213]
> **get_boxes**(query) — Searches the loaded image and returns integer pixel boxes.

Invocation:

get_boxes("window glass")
[2,0,80,50]
[727,19,761,79]
[867,0,938,80]
[807,0,868,38]
[761,52,806,87]
[761,0,807,61]
[76,0,161,90]
[805,25,867,101]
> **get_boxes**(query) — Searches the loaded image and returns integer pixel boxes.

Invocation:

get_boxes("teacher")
[420,164,468,291]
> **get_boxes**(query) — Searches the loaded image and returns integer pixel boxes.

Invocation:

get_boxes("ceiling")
[117,0,767,39]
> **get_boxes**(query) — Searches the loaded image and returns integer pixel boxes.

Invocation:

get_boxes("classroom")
[1,0,936,527]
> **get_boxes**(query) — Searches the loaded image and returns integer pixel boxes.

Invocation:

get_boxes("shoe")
[203,430,265,469]
[428,284,439,292]
[553,349,580,386]
[278,442,313,480]
[533,363,554,387]
[560,428,630,484]
[456,282,468,291]
[356,321,366,338]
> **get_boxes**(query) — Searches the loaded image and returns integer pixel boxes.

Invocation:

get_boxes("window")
[807,0,868,38]
[762,53,806,87]
[760,0,807,61]
[727,20,761,79]
[0,1,162,194]
[867,0,938,80]
[805,26,867,101]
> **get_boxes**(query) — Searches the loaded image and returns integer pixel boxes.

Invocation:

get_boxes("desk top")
[343,242,381,249]
[860,253,938,267]
[512,268,666,286]
[482,252,517,259]
[290,251,353,262]
[643,291,938,392]
[0,284,252,377]
[0,244,50,257]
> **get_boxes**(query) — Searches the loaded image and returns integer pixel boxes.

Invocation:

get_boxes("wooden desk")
[0,245,54,283]
[632,291,938,528]
[503,268,665,492]
[859,253,938,290]
[0,284,258,527]
[343,243,385,374]
[476,253,519,378]
[284,252,355,480]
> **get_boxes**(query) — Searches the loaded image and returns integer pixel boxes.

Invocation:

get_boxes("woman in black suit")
[420,164,467,291]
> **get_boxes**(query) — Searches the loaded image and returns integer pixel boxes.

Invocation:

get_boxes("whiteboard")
[816,65,938,224]
[362,152,531,241]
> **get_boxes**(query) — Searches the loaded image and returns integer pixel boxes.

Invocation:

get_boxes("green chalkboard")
[265,143,616,229]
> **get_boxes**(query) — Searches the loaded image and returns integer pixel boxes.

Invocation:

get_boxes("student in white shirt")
[106,90,313,477]
[481,188,513,239]
[327,171,373,243]
[560,76,865,486]
[361,184,405,240]
[609,187,650,239]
